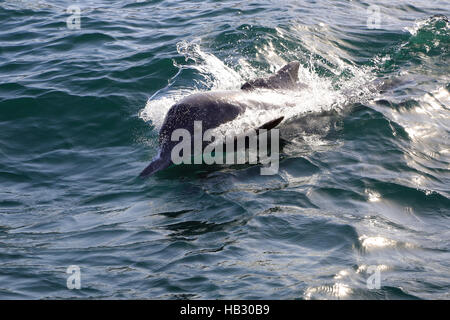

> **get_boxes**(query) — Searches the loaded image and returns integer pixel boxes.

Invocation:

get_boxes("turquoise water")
[0,0,449,299]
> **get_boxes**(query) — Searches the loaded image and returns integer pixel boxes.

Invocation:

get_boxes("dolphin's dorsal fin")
[241,61,300,91]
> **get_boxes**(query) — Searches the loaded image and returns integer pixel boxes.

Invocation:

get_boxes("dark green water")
[0,0,449,299]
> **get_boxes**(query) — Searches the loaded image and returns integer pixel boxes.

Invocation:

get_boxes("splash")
[404,14,449,37]
[139,40,376,140]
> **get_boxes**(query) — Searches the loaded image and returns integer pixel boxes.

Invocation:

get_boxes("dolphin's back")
[158,93,243,144]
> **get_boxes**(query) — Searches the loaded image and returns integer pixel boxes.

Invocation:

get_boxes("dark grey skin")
[140,61,301,177]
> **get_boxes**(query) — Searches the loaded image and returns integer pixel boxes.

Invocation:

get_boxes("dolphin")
[140,61,302,177]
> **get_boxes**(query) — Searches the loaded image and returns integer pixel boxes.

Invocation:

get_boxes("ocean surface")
[0,0,449,299]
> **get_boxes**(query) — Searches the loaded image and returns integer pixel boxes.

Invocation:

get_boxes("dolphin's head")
[139,151,172,177]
